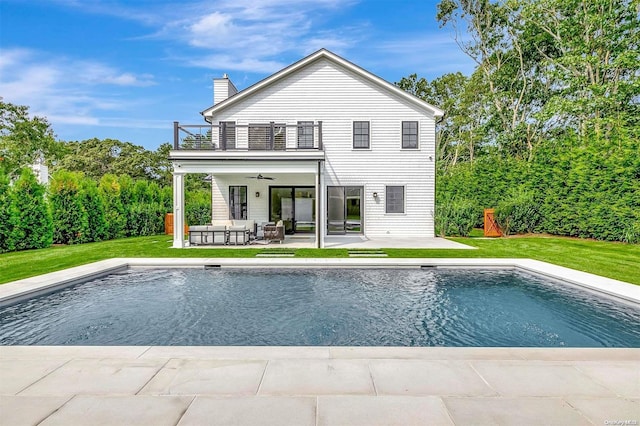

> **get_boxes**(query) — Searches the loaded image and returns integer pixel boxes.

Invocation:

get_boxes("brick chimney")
[213,73,238,105]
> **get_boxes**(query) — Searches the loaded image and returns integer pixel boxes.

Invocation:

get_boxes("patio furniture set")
[188,220,285,246]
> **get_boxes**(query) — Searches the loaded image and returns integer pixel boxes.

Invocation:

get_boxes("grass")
[0,234,638,285]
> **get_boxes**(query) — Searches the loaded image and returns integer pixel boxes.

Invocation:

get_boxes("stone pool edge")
[1,257,638,307]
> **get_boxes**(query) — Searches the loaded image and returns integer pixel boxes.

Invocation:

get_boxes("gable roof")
[201,49,444,119]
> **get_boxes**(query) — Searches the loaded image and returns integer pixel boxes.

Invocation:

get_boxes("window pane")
[402,121,418,149]
[229,186,247,219]
[297,121,314,148]
[353,121,369,149]
[386,186,404,213]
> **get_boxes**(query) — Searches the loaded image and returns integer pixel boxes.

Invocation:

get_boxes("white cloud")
[188,55,286,74]
[0,48,157,132]
[153,0,364,73]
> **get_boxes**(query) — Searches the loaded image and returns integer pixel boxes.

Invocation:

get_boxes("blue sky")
[0,0,474,150]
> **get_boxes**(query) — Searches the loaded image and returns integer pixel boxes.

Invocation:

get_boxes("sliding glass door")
[269,186,315,234]
[327,186,362,234]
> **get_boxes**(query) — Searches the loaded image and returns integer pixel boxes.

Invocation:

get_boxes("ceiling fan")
[245,173,275,180]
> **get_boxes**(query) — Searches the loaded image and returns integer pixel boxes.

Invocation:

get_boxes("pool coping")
[1,257,639,307]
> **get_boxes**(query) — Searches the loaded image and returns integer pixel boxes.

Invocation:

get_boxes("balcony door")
[327,186,363,234]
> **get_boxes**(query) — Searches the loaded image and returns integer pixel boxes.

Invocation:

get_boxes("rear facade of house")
[170,49,443,248]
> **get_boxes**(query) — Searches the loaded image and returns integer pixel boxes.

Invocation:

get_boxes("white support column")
[172,173,185,248]
[317,161,325,248]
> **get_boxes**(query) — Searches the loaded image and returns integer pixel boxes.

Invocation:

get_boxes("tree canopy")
[0,101,63,177]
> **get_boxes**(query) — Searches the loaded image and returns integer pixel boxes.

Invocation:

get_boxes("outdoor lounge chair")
[228,220,254,245]
[263,220,285,244]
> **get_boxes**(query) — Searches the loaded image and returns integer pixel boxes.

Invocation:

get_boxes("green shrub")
[435,196,480,237]
[0,172,14,252]
[495,189,541,235]
[127,203,159,236]
[99,174,126,239]
[49,171,89,244]
[185,189,212,226]
[10,168,52,250]
[79,177,107,242]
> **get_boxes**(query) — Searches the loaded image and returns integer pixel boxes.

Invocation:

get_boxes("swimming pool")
[1,267,638,347]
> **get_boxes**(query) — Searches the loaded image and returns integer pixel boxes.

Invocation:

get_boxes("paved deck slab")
[442,397,591,425]
[4,346,637,425]
[177,396,316,426]
[259,359,376,396]
[317,396,454,426]
[470,360,617,397]
[139,359,267,396]
[17,358,166,397]
[369,359,496,396]
[38,395,193,426]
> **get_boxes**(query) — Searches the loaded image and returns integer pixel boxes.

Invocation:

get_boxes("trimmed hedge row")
[0,169,212,253]
[436,134,640,242]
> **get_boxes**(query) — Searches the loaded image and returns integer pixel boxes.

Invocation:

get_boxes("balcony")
[173,121,323,151]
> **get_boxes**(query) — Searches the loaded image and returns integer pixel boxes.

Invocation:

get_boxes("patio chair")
[263,220,285,244]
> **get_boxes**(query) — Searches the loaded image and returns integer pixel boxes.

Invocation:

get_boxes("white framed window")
[353,121,370,149]
[297,121,314,148]
[402,121,418,149]
[385,185,405,214]
[229,186,247,219]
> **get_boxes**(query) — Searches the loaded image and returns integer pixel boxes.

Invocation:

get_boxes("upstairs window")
[297,121,314,148]
[385,186,405,214]
[353,121,370,149]
[219,121,236,149]
[402,121,418,149]
[229,186,247,219]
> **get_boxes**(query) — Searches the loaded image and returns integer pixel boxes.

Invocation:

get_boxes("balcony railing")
[173,121,323,151]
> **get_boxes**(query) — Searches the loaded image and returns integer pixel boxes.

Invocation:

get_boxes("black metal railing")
[173,121,323,151]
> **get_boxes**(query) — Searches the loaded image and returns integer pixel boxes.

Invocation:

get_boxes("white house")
[170,49,443,248]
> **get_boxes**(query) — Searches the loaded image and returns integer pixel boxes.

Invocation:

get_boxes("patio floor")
[1,346,637,425]
[190,235,474,249]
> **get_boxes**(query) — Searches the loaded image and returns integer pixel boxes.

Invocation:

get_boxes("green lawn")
[1,234,638,285]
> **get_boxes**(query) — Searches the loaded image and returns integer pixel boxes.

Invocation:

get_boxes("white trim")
[201,49,444,119]
[172,173,185,248]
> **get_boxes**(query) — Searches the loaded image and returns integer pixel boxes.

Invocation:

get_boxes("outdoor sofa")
[188,220,255,245]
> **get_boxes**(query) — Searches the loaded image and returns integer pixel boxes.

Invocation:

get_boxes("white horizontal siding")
[207,58,436,238]
[211,174,316,225]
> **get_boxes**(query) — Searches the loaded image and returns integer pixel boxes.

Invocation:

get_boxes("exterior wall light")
[372,192,378,198]
[255,192,260,198]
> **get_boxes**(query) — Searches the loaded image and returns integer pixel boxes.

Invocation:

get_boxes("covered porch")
[171,158,325,249]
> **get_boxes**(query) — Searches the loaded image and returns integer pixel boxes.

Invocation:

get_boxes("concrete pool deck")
[1,258,639,424]
[1,346,638,425]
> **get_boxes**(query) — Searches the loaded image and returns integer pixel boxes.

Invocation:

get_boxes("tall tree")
[10,168,53,250]
[49,171,89,245]
[396,72,487,168]
[520,0,640,139]
[57,138,163,181]
[0,101,62,177]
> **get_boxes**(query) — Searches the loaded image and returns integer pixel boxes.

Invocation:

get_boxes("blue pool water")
[0,268,638,347]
